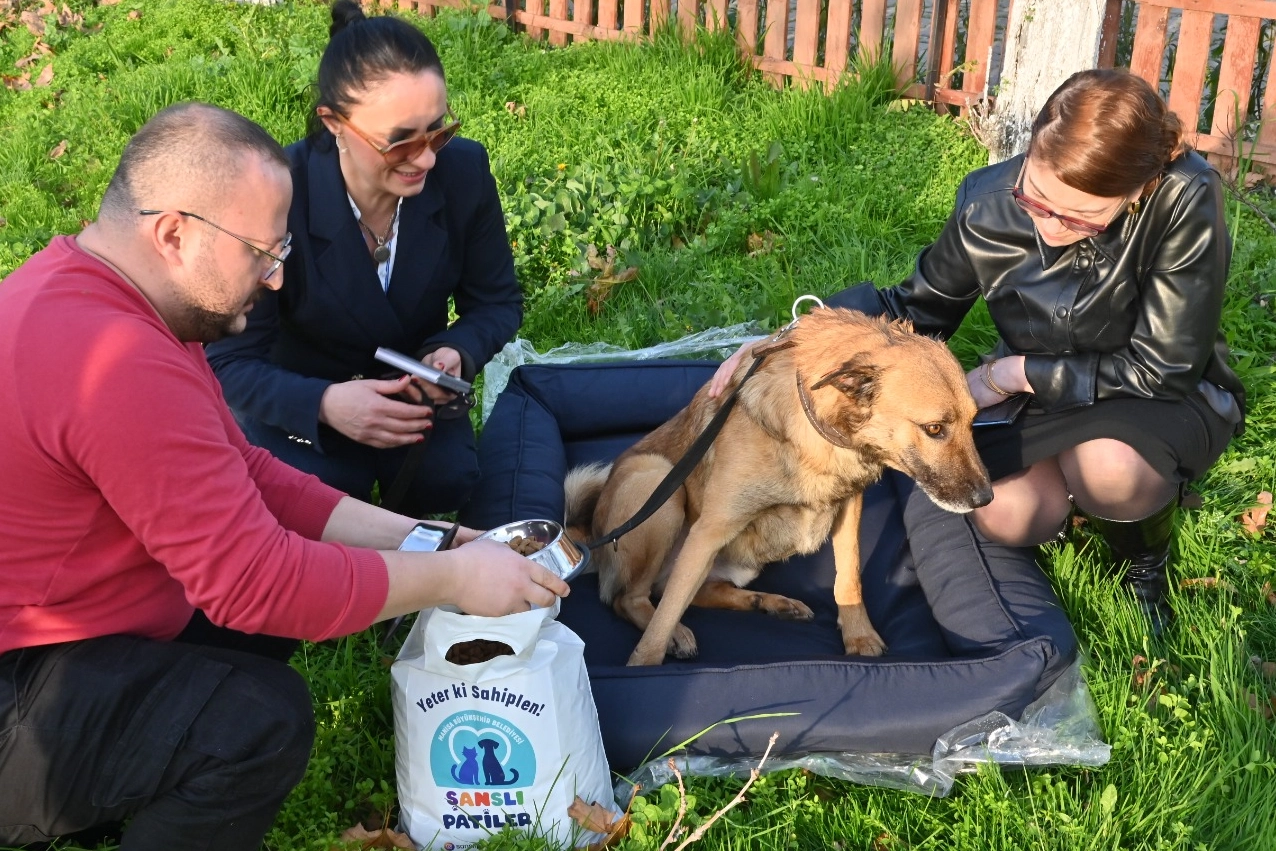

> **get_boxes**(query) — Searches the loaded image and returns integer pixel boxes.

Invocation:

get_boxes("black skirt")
[973,391,1236,484]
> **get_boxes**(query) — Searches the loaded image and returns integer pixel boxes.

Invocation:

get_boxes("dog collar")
[796,372,858,450]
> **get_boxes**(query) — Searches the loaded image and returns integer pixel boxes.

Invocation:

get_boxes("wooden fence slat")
[891,0,925,87]
[937,0,960,91]
[1166,9,1214,128]
[861,0,889,57]
[1129,4,1171,85]
[1211,15,1262,140]
[963,0,997,96]
[793,0,822,81]
[1138,0,1276,16]
[705,0,729,30]
[762,0,792,85]
[735,0,759,53]
[524,0,546,39]
[824,0,853,80]
[650,0,671,30]
[572,0,595,32]
[622,0,643,33]
[597,0,618,30]
[1098,0,1123,67]
[678,0,699,33]
[548,0,570,45]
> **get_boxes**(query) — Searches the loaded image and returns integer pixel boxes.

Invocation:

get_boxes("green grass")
[2,1,1275,849]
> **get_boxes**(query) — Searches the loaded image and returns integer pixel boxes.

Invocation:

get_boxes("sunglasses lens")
[429,123,460,153]
[1013,194,1048,219]
[384,138,430,166]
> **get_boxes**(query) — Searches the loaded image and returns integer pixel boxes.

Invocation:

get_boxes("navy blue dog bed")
[461,361,1077,772]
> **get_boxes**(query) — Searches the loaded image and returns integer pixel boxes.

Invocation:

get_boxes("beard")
[171,240,258,343]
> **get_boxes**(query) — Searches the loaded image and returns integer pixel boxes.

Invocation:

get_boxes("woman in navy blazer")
[208,1,521,518]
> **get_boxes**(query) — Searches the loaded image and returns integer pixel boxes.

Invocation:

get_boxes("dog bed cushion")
[461,360,1078,771]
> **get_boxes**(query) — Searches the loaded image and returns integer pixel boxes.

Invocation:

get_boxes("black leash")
[584,352,770,551]
[582,295,825,552]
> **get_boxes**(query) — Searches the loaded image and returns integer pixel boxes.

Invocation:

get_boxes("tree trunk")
[984,0,1115,163]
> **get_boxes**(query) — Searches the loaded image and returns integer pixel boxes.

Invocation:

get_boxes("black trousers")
[240,414,480,518]
[0,615,313,850]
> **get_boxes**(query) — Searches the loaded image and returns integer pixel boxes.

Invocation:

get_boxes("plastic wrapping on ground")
[613,658,1110,800]
[480,323,767,422]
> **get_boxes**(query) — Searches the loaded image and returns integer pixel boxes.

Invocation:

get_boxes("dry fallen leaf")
[1244,691,1274,720]
[1262,582,1276,608]
[2,72,31,91]
[1240,491,1272,536]
[1250,656,1276,680]
[569,795,630,849]
[334,822,414,850]
[126,8,140,19]
[504,100,527,118]
[1179,576,1236,594]
[48,139,67,159]
[33,63,53,87]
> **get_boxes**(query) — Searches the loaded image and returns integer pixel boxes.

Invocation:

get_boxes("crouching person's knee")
[121,650,316,850]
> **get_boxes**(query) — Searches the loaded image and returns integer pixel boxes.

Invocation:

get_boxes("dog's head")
[788,308,993,513]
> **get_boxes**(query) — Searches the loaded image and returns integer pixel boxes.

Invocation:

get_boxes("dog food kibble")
[506,535,546,556]
[446,639,515,665]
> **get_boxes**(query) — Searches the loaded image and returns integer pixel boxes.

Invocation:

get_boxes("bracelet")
[981,361,1013,397]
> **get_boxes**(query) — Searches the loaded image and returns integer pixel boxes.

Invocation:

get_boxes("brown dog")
[565,308,993,666]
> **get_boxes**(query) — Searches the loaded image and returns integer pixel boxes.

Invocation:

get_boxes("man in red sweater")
[0,103,567,850]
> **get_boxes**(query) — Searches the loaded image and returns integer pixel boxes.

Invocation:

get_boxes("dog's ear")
[810,354,881,409]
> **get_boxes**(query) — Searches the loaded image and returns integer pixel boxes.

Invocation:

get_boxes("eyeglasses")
[327,108,461,166]
[139,209,292,281]
[1011,160,1111,238]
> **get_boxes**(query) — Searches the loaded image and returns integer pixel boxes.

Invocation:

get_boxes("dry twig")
[658,758,689,851]
[666,732,779,851]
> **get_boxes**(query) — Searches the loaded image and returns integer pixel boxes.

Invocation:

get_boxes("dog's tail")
[563,461,611,541]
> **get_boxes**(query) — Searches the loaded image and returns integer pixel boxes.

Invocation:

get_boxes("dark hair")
[1028,69,1186,197]
[100,102,288,220]
[308,0,445,138]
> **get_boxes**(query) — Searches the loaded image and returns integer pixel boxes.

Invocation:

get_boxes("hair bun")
[1162,111,1186,164]
[329,0,366,38]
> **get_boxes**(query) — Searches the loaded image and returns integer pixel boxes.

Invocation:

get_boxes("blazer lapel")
[305,144,407,346]
[385,175,446,321]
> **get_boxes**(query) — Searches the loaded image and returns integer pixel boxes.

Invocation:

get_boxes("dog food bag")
[391,602,617,850]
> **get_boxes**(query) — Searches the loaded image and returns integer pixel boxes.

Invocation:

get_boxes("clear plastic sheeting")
[614,658,1110,800]
[480,324,767,422]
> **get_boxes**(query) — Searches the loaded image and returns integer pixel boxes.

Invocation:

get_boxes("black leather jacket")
[830,151,1245,431]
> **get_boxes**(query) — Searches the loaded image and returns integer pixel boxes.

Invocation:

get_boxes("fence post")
[984,0,1110,163]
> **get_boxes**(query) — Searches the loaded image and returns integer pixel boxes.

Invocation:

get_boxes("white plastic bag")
[391,603,616,850]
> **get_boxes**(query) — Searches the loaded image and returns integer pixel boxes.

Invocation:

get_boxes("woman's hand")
[412,346,464,406]
[447,539,570,616]
[966,356,1032,408]
[318,375,434,448]
[707,343,751,399]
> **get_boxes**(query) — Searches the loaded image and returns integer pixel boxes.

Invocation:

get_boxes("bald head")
[99,102,289,224]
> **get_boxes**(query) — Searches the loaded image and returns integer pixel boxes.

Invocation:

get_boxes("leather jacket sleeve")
[828,152,1241,421]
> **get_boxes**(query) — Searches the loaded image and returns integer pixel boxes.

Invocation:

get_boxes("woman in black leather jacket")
[714,69,1245,630]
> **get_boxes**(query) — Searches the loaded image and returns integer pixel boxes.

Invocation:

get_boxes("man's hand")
[318,376,433,448]
[377,539,570,622]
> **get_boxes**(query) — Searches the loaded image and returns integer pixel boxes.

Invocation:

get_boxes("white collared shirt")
[347,194,403,292]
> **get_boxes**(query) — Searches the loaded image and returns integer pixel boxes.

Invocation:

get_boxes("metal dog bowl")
[476,519,590,582]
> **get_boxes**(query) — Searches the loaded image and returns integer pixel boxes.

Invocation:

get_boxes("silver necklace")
[358,205,398,263]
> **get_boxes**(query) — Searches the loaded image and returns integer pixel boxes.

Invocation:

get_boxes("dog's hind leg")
[831,493,886,656]
[690,580,814,620]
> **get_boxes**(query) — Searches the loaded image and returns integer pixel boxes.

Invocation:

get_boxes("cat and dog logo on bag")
[392,604,617,850]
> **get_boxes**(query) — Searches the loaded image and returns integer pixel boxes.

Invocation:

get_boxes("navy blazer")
[207,133,523,448]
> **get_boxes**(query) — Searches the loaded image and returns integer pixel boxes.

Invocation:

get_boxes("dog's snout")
[971,481,994,509]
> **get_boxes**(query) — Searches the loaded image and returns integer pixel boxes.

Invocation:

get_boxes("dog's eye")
[923,423,945,438]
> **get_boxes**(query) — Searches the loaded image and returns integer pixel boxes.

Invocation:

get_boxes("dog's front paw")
[756,594,814,621]
[669,623,698,659]
[843,630,887,657]
[838,603,886,657]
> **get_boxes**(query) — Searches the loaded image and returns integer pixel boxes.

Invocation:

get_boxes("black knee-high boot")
[1085,496,1177,634]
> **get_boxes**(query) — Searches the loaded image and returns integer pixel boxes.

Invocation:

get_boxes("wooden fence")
[387,0,1276,170]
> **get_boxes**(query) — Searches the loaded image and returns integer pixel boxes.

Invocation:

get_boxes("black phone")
[973,393,1030,427]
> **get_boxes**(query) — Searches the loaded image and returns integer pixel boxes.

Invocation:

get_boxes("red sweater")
[0,236,389,654]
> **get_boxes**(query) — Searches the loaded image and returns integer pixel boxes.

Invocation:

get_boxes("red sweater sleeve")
[8,244,388,643]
